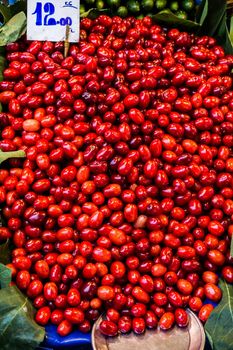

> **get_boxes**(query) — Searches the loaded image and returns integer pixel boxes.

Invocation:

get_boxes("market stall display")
[0,1,232,350]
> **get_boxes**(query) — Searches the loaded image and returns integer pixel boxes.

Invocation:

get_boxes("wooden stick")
[64,25,70,58]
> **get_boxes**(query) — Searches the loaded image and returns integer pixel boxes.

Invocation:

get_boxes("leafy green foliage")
[215,12,233,55]
[196,0,208,25]
[0,264,45,350]
[205,279,233,350]
[0,263,11,288]
[0,11,26,46]
[0,286,45,350]
[196,0,233,54]
[0,4,12,24]
[199,0,226,37]
[152,9,200,29]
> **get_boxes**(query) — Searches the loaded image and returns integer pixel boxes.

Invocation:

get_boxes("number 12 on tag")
[27,0,80,43]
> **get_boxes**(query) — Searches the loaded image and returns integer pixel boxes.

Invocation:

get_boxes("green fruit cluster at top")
[80,0,196,20]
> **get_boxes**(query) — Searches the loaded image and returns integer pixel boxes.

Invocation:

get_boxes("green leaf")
[0,240,10,265]
[152,9,200,30]
[0,150,26,165]
[0,285,45,350]
[196,0,208,25]
[0,4,12,24]
[230,16,233,43]
[197,0,233,54]
[80,8,109,19]
[205,329,214,350]
[204,279,233,350]
[0,11,26,46]
[0,263,11,288]
[200,0,226,37]
[214,12,233,54]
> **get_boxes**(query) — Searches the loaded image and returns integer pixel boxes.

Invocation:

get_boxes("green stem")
[0,150,25,165]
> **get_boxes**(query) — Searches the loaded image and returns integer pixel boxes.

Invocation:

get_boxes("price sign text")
[27,0,79,43]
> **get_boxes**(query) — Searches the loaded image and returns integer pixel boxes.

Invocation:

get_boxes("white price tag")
[27,0,80,43]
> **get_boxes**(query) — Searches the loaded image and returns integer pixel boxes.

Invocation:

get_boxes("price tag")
[27,0,80,43]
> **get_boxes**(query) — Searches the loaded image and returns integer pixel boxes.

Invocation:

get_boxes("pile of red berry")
[0,15,233,337]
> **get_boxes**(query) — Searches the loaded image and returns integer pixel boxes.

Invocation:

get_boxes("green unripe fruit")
[170,1,179,12]
[96,0,105,9]
[117,6,128,18]
[175,10,188,20]
[127,0,141,14]
[80,4,86,14]
[106,0,121,8]
[141,0,154,12]
[155,0,167,10]
[182,0,194,12]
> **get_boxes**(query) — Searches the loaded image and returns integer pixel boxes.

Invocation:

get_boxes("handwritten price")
[32,1,77,27]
